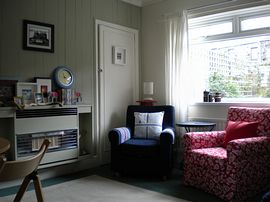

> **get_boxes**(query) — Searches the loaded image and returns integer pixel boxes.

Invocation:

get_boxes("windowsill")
[192,102,270,107]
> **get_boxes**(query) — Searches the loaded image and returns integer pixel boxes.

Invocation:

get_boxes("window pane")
[189,22,232,40]
[241,15,270,31]
[189,35,270,98]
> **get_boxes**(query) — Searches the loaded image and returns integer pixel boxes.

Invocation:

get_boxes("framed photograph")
[0,80,17,106]
[112,46,126,65]
[23,20,54,53]
[16,82,37,104]
[34,93,43,104]
[13,96,24,109]
[35,77,52,95]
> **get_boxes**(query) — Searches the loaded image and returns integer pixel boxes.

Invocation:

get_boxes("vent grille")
[16,129,78,158]
[16,108,77,119]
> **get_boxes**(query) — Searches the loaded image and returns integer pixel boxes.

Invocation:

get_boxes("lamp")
[143,82,154,100]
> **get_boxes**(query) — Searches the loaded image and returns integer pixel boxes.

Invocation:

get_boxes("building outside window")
[188,5,270,102]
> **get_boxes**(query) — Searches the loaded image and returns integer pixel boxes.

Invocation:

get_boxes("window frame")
[188,4,270,103]
[189,5,270,44]
[189,19,234,41]
[239,12,270,32]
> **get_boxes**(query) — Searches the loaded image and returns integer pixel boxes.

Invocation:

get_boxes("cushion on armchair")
[223,121,259,146]
[134,111,164,139]
[121,139,159,158]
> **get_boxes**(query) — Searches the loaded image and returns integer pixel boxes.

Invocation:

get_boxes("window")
[240,15,270,31]
[189,5,270,102]
[189,21,233,40]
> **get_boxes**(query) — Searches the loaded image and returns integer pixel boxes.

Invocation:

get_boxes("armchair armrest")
[108,127,131,146]
[226,136,270,184]
[184,131,226,150]
[160,127,175,171]
[227,136,270,159]
[160,127,175,144]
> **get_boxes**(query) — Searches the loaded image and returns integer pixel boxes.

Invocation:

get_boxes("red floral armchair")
[183,107,270,202]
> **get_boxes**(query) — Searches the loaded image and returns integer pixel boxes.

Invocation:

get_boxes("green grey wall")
[0,0,141,103]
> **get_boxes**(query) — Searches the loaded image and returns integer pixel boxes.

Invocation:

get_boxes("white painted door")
[97,21,139,163]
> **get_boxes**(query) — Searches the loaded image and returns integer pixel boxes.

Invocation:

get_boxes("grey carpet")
[0,175,189,202]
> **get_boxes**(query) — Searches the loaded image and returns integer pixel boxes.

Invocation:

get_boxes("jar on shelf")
[203,90,209,102]
[214,92,222,102]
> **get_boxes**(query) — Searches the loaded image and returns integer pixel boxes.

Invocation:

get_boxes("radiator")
[14,107,79,167]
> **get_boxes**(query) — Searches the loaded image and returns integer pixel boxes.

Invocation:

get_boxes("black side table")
[176,121,216,133]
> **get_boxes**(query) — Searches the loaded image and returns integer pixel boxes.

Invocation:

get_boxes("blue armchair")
[108,105,175,178]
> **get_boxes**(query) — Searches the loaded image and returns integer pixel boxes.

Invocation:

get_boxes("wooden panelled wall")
[0,0,141,103]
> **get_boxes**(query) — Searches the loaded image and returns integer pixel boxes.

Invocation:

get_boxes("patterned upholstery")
[184,107,270,202]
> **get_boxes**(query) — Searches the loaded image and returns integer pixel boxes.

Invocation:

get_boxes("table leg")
[209,126,215,131]
[184,127,190,133]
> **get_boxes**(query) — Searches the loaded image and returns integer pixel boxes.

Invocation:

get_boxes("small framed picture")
[16,82,37,104]
[112,46,126,65]
[34,93,43,104]
[13,96,24,109]
[35,78,52,95]
[23,20,54,53]
[0,80,17,106]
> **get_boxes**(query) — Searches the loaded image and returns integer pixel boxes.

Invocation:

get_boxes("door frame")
[95,19,139,163]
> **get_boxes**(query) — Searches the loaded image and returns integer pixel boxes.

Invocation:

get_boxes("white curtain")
[165,10,191,123]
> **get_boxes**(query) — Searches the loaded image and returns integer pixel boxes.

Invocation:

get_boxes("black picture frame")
[0,80,17,106]
[23,20,54,53]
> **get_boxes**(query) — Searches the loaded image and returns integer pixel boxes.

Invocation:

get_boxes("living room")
[0,0,270,201]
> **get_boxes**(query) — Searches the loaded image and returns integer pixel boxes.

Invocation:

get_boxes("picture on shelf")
[13,96,24,109]
[34,93,43,104]
[16,82,37,104]
[35,77,51,95]
[0,80,17,106]
[41,85,48,94]
[22,89,32,100]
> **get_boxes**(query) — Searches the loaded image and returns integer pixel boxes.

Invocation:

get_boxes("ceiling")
[121,0,164,7]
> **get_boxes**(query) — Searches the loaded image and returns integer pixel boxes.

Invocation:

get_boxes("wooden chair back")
[0,139,50,181]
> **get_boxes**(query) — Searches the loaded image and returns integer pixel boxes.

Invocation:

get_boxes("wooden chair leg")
[13,176,31,202]
[33,175,44,202]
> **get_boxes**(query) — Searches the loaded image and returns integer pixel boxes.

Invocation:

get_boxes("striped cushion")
[134,111,164,140]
